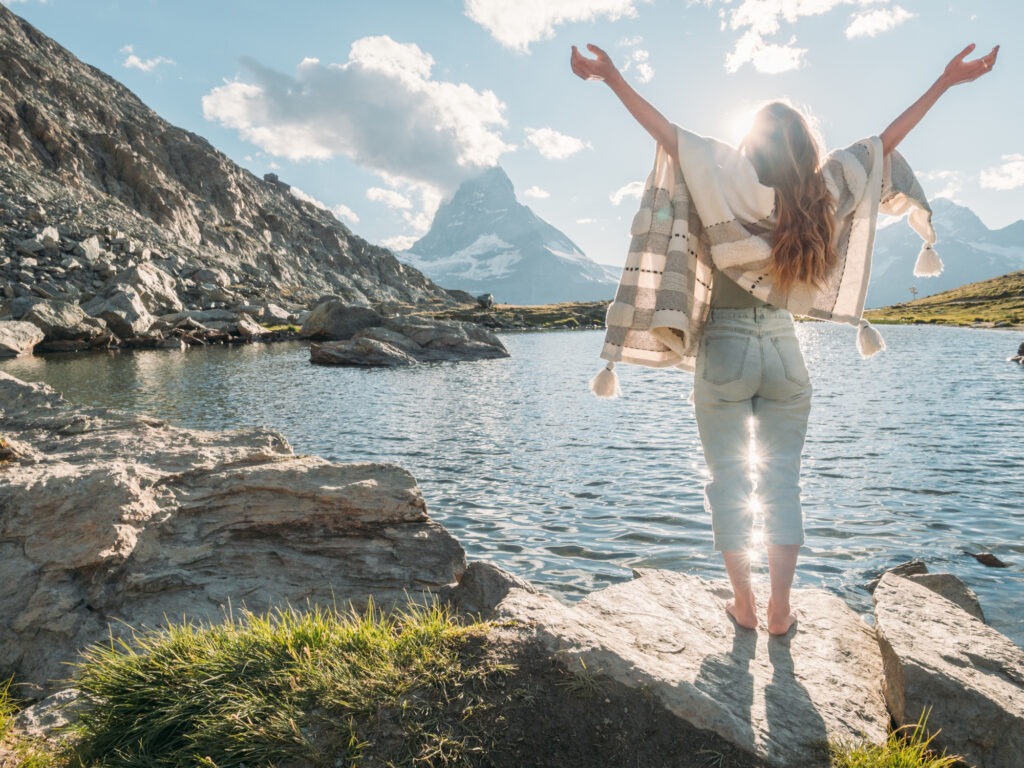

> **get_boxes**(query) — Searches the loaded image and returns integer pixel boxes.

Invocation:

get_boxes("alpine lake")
[3,322,1022,646]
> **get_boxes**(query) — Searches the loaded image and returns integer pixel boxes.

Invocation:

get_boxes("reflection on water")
[3,325,1023,645]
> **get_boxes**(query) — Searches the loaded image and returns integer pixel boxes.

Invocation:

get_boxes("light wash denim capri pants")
[692,305,812,552]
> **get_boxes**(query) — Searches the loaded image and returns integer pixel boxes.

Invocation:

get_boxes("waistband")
[708,305,792,323]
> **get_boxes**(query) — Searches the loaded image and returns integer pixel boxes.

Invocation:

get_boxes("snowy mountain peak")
[403,167,617,304]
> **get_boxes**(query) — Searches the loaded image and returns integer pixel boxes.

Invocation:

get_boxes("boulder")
[192,266,231,287]
[382,316,509,361]
[299,300,382,340]
[905,572,985,622]
[874,574,1024,768]
[260,302,293,325]
[0,373,466,697]
[310,337,419,367]
[495,569,889,767]
[110,262,183,315]
[353,325,425,354]
[83,287,154,338]
[0,320,44,357]
[21,299,108,342]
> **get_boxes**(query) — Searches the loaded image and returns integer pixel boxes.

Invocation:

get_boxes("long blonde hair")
[740,102,836,292]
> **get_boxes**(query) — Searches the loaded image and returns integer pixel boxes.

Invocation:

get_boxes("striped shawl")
[599,126,938,374]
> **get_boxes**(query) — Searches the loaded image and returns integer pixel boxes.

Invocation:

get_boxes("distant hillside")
[0,4,448,309]
[867,198,1024,308]
[865,269,1024,327]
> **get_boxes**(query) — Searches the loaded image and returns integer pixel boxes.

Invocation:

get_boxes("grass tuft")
[68,600,506,768]
[830,711,962,768]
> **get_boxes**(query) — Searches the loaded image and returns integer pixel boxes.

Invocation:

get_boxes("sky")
[3,0,1021,268]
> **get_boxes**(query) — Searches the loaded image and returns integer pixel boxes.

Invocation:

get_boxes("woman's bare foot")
[766,597,797,635]
[726,597,758,630]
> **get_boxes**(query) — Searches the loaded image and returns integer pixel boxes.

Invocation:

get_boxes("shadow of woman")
[764,636,830,765]
[692,627,758,749]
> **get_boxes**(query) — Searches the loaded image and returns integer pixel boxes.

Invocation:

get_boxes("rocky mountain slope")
[0,4,449,318]
[867,198,1024,308]
[403,166,618,305]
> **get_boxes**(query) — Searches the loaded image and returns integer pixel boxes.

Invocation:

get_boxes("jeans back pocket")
[701,334,752,385]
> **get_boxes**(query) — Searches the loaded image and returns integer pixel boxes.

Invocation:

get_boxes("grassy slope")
[865,269,1024,327]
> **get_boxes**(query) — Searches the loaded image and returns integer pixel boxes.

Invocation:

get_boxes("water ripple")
[3,324,1022,646]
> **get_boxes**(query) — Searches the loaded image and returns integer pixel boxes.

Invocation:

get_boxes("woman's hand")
[570,44,620,83]
[940,43,999,89]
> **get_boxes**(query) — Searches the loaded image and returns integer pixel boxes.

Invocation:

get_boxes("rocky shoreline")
[1,372,1022,767]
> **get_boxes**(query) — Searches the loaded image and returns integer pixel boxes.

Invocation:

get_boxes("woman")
[572,42,998,634]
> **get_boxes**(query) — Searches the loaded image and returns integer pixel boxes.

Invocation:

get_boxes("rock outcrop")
[307,305,510,366]
[874,573,1024,768]
[492,569,889,767]
[0,372,466,696]
[0,5,452,342]
[0,319,43,356]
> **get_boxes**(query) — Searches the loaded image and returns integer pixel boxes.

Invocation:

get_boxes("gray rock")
[261,302,293,325]
[874,574,1024,768]
[299,300,382,340]
[310,337,419,367]
[22,299,108,342]
[192,266,231,287]
[78,236,102,262]
[0,372,466,697]
[39,226,60,248]
[905,572,985,622]
[234,313,266,339]
[14,688,82,740]
[109,262,183,315]
[496,569,888,767]
[353,325,425,354]
[443,562,536,616]
[16,238,44,256]
[85,287,154,338]
[0,320,44,357]
[382,316,509,362]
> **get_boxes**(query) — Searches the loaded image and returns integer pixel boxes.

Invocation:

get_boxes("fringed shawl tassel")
[590,362,621,398]
[913,243,943,277]
[857,321,886,358]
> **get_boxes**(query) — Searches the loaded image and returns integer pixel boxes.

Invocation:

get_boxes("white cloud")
[713,1,911,73]
[919,170,963,200]
[121,44,175,72]
[332,204,360,225]
[725,30,806,73]
[845,6,914,39]
[290,186,360,224]
[576,217,597,224]
[367,187,413,209]
[980,155,1024,191]
[382,235,419,251]
[524,127,590,160]
[202,36,512,190]
[465,0,641,52]
[524,186,550,199]
[610,180,644,205]
[618,41,654,83]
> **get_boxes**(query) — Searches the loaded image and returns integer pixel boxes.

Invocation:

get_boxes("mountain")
[0,5,448,310]
[867,198,1024,308]
[402,167,618,305]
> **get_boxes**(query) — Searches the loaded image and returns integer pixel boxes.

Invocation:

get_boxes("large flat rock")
[0,372,466,697]
[875,573,1024,768]
[496,569,888,767]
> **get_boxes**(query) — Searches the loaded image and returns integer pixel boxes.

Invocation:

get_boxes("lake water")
[3,324,1023,646]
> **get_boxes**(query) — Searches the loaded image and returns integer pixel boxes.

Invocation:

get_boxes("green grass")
[866,269,1024,327]
[830,712,963,768]
[67,601,508,768]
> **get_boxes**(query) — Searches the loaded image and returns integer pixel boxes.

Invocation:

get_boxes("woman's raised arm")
[571,43,678,162]
[880,43,999,156]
